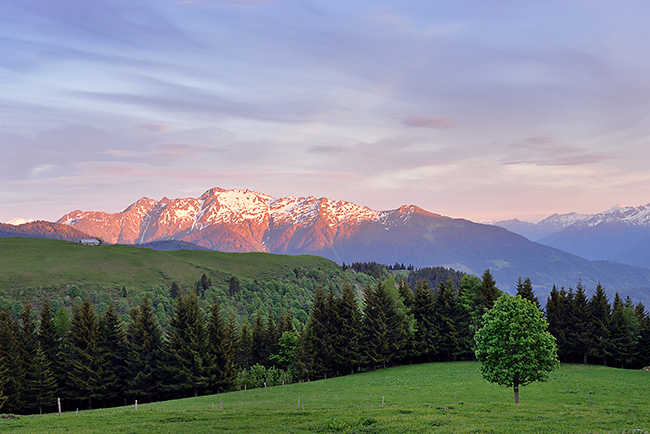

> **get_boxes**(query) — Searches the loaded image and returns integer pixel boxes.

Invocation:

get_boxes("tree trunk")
[513,372,520,404]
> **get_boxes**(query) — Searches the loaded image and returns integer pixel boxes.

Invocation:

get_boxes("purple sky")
[2,0,650,224]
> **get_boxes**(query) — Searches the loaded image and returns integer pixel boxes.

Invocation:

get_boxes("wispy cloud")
[402,116,455,129]
[503,138,616,166]
[136,123,171,133]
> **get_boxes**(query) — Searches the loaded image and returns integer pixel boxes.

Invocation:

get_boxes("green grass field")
[0,237,339,297]
[3,362,649,433]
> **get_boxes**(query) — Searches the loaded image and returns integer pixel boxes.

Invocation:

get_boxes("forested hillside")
[1,238,649,416]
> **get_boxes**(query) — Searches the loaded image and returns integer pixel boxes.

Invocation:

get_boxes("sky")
[2,0,650,224]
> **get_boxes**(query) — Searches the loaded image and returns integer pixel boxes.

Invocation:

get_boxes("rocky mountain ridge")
[55,187,650,301]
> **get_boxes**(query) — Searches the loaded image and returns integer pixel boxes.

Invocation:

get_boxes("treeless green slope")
[0,237,338,294]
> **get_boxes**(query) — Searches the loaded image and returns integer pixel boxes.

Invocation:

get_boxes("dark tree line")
[2,269,649,415]
[545,282,650,368]
[0,293,238,414]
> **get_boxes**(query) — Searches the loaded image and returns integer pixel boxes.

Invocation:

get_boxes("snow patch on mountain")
[5,218,36,225]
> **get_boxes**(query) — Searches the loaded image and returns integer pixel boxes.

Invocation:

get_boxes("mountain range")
[494,204,650,268]
[49,187,650,304]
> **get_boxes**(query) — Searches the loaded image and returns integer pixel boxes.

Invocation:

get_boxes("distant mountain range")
[50,187,650,303]
[494,204,650,268]
[0,220,92,243]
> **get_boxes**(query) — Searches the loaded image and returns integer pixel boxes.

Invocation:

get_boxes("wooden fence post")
[57,398,61,416]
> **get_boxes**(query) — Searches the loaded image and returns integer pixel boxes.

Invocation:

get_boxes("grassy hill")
[3,362,649,433]
[0,237,360,324]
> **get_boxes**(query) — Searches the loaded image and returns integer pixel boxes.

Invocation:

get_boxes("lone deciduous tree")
[474,295,558,404]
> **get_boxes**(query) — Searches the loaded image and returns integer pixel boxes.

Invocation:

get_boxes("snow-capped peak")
[4,218,36,226]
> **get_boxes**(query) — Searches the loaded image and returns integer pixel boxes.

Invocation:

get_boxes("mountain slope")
[57,187,650,302]
[0,220,93,242]
[538,204,650,267]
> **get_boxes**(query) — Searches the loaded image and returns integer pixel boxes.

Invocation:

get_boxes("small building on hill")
[80,239,101,246]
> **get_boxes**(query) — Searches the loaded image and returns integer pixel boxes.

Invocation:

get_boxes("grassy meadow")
[0,237,339,299]
[3,362,649,433]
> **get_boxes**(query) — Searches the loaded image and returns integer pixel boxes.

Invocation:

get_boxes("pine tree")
[26,342,57,414]
[608,293,636,368]
[0,354,8,411]
[299,286,335,378]
[478,269,500,313]
[361,283,389,369]
[571,282,593,364]
[397,277,414,310]
[333,283,362,375]
[0,307,25,413]
[545,285,570,361]
[99,302,128,406]
[68,299,105,409]
[20,302,41,413]
[229,276,240,296]
[251,309,270,367]
[196,273,212,299]
[170,281,182,299]
[37,300,60,376]
[434,280,464,361]
[633,302,650,368]
[515,277,540,310]
[458,274,483,341]
[165,291,212,397]
[266,307,279,366]
[207,298,238,393]
[238,319,253,370]
[412,280,438,362]
[126,295,164,402]
[362,281,410,368]
[589,283,611,365]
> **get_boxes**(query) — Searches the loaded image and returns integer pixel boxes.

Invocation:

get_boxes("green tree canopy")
[474,295,559,404]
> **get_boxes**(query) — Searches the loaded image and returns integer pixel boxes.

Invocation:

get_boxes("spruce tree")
[571,282,593,364]
[20,303,41,413]
[300,286,335,378]
[333,283,362,375]
[362,281,410,368]
[99,302,128,406]
[412,280,438,362]
[68,299,105,409]
[608,293,636,368]
[37,300,60,377]
[515,277,540,310]
[361,282,389,369]
[397,277,414,310]
[207,298,238,393]
[0,307,24,413]
[238,319,253,370]
[165,291,212,397]
[633,303,650,367]
[0,355,8,410]
[589,283,611,365]
[545,285,569,361]
[434,280,464,361]
[26,342,57,414]
[478,269,500,317]
[126,296,164,402]
[251,309,270,367]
